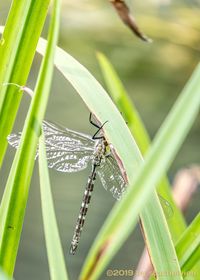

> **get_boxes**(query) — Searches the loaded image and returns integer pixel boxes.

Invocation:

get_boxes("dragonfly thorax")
[92,139,110,166]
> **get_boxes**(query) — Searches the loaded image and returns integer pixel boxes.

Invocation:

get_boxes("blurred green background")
[0,1,200,279]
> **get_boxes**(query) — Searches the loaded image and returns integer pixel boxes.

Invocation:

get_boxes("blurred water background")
[0,1,200,279]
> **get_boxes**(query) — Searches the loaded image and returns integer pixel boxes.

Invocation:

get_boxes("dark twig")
[109,0,152,42]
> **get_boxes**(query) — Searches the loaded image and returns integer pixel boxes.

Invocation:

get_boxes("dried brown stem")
[109,0,152,42]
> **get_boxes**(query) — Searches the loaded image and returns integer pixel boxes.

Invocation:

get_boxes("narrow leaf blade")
[39,132,69,280]
[0,0,59,274]
[97,51,186,241]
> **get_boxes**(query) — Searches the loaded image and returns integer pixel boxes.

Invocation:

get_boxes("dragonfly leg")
[89,113,100,129]
[92,121,108,140]
[89,113,108,140]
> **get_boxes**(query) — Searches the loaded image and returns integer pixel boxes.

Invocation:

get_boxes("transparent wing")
[7,132,22,149]
[42,121,95,172]
[7,120,95,173]
[97,155,127,200]
[42,120,95,151]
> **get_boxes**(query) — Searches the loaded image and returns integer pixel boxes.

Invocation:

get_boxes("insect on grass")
[6,84,173,254]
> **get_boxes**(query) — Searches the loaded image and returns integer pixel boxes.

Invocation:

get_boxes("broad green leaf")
[0,0,59,275]
[39,132,68,280]
[97,52,187,279]
[176,213,200,273]
[139,191,181,280]
[0,0,50,167]
[36,38,142,182]
[96,52,150,155]
[96,52,186,240]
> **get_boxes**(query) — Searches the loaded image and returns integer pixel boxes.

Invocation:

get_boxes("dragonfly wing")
[8,120,95,172]
[97,155,127,200]
[44,147,93,172]
[7,132,22,149]
[42,120,95,172]
[43,120,95,150]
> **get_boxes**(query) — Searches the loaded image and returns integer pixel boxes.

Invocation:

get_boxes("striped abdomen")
[70,167,96,254]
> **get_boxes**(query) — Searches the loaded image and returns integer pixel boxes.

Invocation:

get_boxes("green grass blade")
[0,0,50,167]
[140,191,182,280]
[96,52,151,155]
[185,261,200,280]
[97,52,188,280]
[96,52,186,241]
[39,132,69,280]
[0,0,59,275]
[176,213,200,273]
[36,39,142,182]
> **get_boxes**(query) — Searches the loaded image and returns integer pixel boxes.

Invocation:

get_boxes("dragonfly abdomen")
[70,167,96,254]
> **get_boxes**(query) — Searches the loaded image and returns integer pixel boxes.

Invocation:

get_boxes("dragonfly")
[7,114,127,253]
[7,113,173,254]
